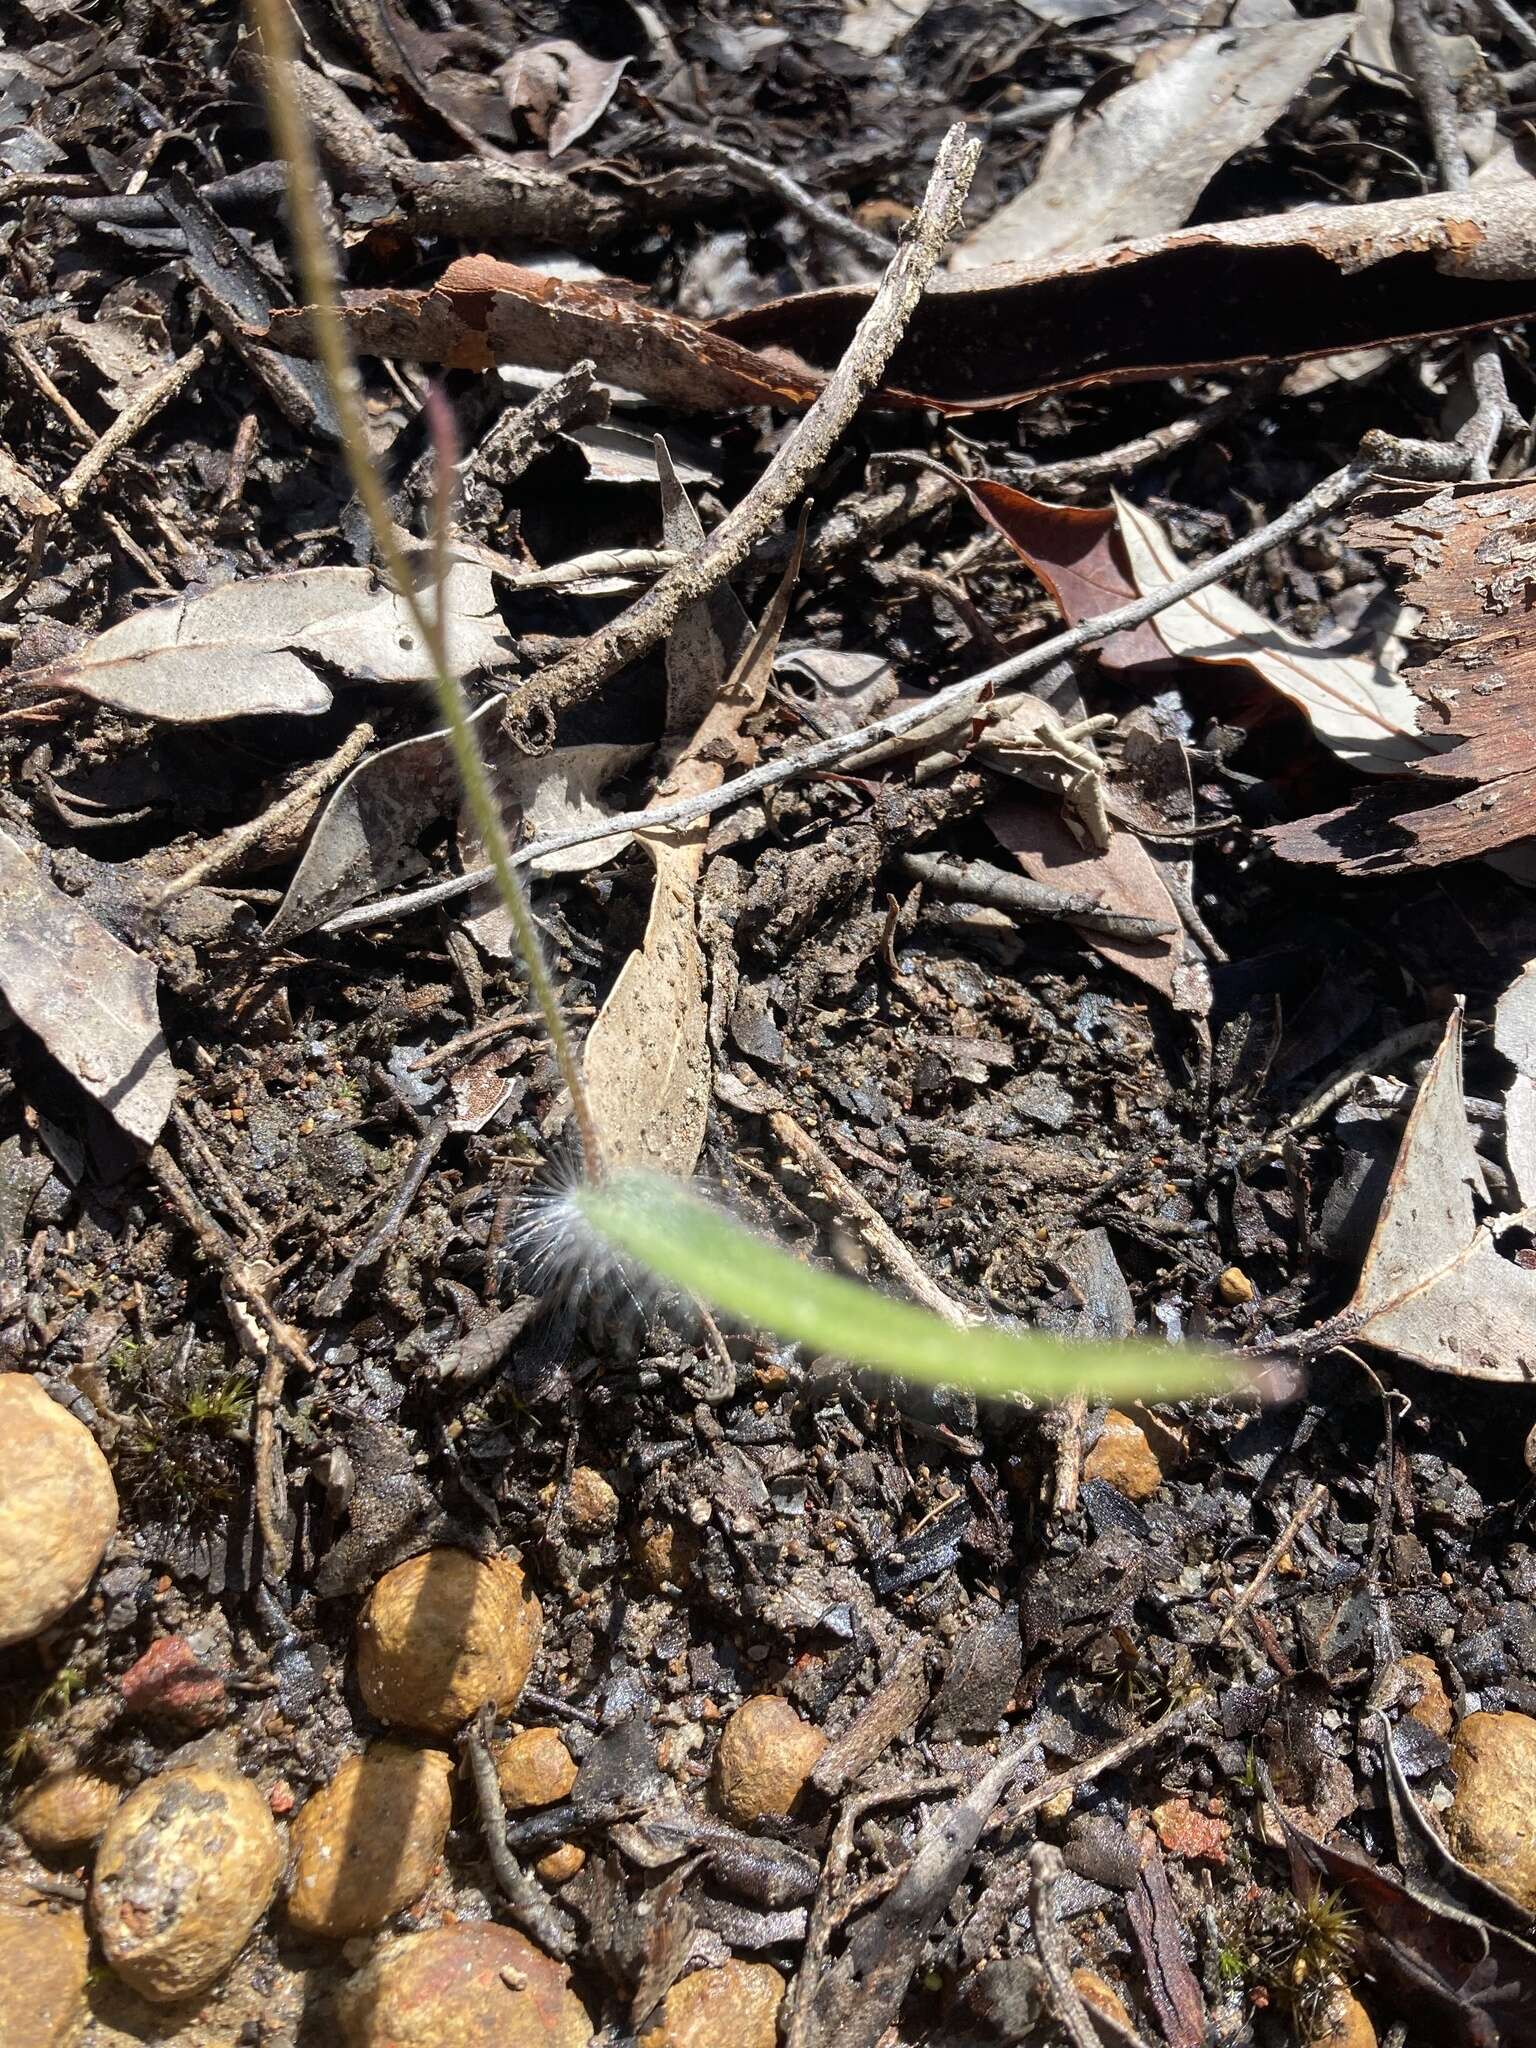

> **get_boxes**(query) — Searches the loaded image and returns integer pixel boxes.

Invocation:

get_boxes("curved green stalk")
[247,0,602,1183]
[578,1173,1247,1404]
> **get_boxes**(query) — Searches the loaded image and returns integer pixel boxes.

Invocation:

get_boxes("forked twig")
[503,124,981,745]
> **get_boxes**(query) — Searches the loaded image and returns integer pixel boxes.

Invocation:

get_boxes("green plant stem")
[578,1172,1246,1404]
[247,0,602,1183]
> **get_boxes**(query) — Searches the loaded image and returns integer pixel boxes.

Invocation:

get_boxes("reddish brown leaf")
[988,800,1209,1019]
[712,185,1536,411]
[940,469,1172,670]
[262,254,825,414]
[1265,479,1536,872]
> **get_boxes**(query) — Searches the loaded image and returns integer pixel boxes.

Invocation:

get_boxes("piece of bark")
[810,1651,931,1798]
[1266,480,1536,872]
[715,184,1536,411]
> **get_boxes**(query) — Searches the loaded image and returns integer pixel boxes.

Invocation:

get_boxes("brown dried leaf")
[1114,495,1427,771]
[499,40,628,157]
[938,468,1171,670]
[582,835,712,1179]
[582,527,804,1177]
[713,185,1536,411]
[1345,998,1536,1380]
[263,255,826,414]
[44,564,509,724]
[0,830,174,1146]
[955,11,1352,268]
[988,799,1208,1018]
[1265,481,1536,872]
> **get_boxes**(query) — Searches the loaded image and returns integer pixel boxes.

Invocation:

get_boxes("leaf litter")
[10,6,1536,2047]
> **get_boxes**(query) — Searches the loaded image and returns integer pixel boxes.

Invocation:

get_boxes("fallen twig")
[1396,0,1523,478]
[462,1705,576,1958]
[313,1111,451,1318]
[1030,1843,1143,2048]
[156,717,377,904]
[902,849,1177,942]
[150,1140,315,1580]
[55,336,216,513]
[1216,1480,1328,1645]
[503,123,980,747]
[769,1108,975,1326]
[321,452,1375,935]
[663,130,897,267]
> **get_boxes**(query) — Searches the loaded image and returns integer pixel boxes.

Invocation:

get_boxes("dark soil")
[3,4,1536,2045]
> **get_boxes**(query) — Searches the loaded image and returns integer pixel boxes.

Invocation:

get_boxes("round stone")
[1446,1710,1536,1911]
[0,1899,89,2048]
[287,1743,454,1938]
[639,1961,785,2048]
[92,1765,283,2002]
[11,1768,120,1857]
[713,1695,826,1828]
[494,1728,577,1812]
[0,1375,117,1649]
[338,1922,589,2048]
[356,1549,542,1739]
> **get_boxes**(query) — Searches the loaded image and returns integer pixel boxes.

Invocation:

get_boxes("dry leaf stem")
[505,122,980,745]
[322,451,1375,936]
[248,0,603,1183]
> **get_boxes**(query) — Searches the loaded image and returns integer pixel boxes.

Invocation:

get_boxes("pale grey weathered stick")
[321,454,1373,936]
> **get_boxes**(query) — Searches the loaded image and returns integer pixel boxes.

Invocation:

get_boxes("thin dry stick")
[505,123,980,744]
[157,716,377,902]
[1217,1480,1328,1644]
[1396,0,1522,478]
[902,849,1176,941]
[248,0,602,1184]
[666,130,896,266]
[462,1705,575,1957]
[1019,370,1283,492]
[322,452,1376,936]
[1482,0,1536,59]
[768,1108,975,1326]
[1029,1845,1132,2048]
[56,337,216,511]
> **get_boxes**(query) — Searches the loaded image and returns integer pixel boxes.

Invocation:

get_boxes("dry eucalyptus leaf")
[988,800,1208,1019]
[461,740,647,957]
[657,439,753,747]
[45,564,510,724]
[582,522,804,1177]
[266,709,490,942]
[499,39,628,156]
[955,10,1351,268]
[0,830,174,1146]
[1346,999,1536,1380]
[1264,480,1536,872]
[582,835,712,1179]
[1113,495,1428,773]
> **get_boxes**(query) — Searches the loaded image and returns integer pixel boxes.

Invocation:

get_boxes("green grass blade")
[576,1172,1246,1404]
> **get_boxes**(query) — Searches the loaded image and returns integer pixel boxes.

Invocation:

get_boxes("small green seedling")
[252,7,1251,1415]
[577,1173,1244,1404]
